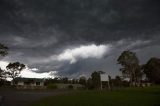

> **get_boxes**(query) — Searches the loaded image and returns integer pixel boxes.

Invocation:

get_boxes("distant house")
[12,77,46,89]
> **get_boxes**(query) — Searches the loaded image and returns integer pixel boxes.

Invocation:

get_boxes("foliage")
[6,62,25,84]
[68,85,73,89]
[0,68,7,86]
[44,77,80,86]
[0,68,5,80]
[47,83,58,89]
[0,43,8,85]
[113,76,122,87]
[91,71,101,89]
[79,76,86,86]
[143,58,160,84]
[62,77,68,84]
[71,79,79,84]
[117,50,142,85]
[86,78,94,89]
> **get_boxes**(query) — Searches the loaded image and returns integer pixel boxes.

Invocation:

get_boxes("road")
[0,90,71,106]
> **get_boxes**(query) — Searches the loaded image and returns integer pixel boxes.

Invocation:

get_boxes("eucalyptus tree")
[117,50,141,86]
[6,62,25,84]
[143,58,160,84]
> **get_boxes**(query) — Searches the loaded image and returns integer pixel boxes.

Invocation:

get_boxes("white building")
[12,77,45,89]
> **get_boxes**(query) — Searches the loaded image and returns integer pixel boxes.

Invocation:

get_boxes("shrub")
[68,85,73,89]
[47,84,58,89]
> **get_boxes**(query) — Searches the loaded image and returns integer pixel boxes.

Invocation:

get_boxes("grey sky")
[0,0,160,78]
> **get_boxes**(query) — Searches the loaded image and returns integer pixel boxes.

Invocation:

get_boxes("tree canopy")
[6,62,26,83]
[0,43,8,85]
[117,50,141,85]
[143,58,160,84]
[79,76,87,86]
[91,71,101,89]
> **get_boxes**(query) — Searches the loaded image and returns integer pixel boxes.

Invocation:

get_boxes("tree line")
[118,50,160,85]
[45,50,160,89]
[0,43,160,88]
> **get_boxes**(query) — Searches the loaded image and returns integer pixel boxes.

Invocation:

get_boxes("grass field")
[31,86,160,106]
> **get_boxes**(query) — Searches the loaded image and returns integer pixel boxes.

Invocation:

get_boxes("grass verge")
[31,86,160,106]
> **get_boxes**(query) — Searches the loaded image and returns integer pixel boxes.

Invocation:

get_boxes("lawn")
[31,86,160,106]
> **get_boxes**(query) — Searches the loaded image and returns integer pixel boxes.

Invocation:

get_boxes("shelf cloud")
[57,44,112,64]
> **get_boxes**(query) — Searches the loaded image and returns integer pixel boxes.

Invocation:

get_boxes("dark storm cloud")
[1,0,160,42]
[57,56,120,78]
[0,0,160,77]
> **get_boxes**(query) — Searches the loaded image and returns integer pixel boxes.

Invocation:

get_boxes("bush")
[68,85,73,89]
[122,81,130,87]
[47,84,58,89]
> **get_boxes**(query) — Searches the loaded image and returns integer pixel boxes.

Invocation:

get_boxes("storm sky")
[0,0,160,78]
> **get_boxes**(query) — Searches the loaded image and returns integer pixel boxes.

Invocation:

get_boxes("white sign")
[100,74,109,81]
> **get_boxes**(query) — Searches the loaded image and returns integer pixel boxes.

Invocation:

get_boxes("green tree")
[0,68,3,79]
[71,79,77,84]
[0,68,4,79]
[6,62,25,84]
[79,76,86,86]
[62,77,68,84]
[87,78,93,89]
[143,58,160,84]
[0,43,8,85]
[91,71,101,89]
[113,76,122,87]
[0,68,6,86]
[117,50,141,85]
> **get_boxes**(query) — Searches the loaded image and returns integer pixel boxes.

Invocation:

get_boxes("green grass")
[31,86,160,106]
